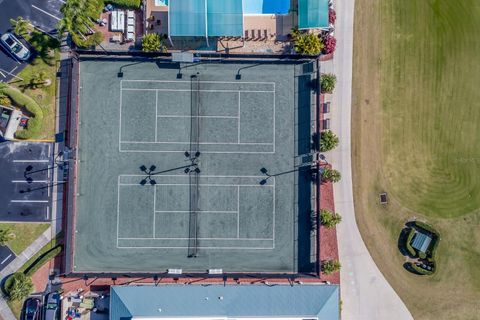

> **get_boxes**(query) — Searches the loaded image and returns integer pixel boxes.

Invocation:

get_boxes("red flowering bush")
[322,35,336,54]
[329,8,336,24]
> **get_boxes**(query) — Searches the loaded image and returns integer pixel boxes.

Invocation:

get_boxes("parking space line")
[12,159,49,163]
[9,66,18,74]
[0,254,12,265]
[31,5,61,21]
[46,206,50,220]
[10,200,49,203]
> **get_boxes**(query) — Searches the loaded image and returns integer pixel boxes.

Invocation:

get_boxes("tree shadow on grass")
[28,32,60,67]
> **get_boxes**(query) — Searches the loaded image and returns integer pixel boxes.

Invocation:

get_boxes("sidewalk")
[0,227,53,320]
[326,0,413,319]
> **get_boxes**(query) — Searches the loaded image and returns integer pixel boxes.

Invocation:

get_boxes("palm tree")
[320,209,342,228]
[30,71,47,88]
[7,273,33,301]
[0,228,15,246]
[321,168,341,183]
[10,17,30,36]
[319,130,339,152]
[320,73,337,93]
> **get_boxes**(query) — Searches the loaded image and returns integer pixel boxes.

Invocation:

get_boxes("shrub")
[0,93,12,106]
[405,228,416,257]
[407,262,435,276]
[320,130,339,152]
[142,33,167,52]
[4,273,33,301]
[322,35,336,54]
[0,86,44,139]
[106,0,141,8]
[413,221,439,237]
[322,259,341,275]
[24,245,63,276]
[321,168,341,183]
[321,73,337,93]
[329,8,336,24]
[418,252,427,259]
[0,228,15,246]
[320,209,342,228]
[292,29,323,55]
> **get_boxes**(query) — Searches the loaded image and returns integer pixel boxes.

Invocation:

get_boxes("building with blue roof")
[110,284,340,320]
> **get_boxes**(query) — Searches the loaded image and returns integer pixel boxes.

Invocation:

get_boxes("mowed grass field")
[352,0,480,319]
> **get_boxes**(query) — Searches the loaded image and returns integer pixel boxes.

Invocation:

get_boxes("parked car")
[23,298,41,320]
[0,32,30,61]
[44,293,61,320]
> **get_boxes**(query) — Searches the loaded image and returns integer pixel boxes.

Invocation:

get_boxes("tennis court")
[72,58,316,273]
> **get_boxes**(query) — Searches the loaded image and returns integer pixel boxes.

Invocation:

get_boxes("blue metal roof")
[298,0,329,29]
[110,284,340,320]
[169,0,243,37]
[411,232,432,253]
[243,0,290,14]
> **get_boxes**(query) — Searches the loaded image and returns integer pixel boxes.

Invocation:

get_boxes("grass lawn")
[352,0,480,319]
[0,223,50,255]
[8,30,60,140]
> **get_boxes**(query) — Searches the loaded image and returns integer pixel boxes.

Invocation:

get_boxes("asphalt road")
[0,0,64,81]
[0,245,16,272]
[0,141,54,222]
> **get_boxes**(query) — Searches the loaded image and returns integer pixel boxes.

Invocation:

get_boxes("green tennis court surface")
[73,58,316,273]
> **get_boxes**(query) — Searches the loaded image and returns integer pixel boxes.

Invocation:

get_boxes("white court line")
[0,254,13,265]
[154,90,158,142]
[118,82,123,152]
[119,149,275,154]
[118,246,274,250]
[273,83,276,154]
[119,237,272,240]
[237,92,241,143]
[272,177,276,248]
[120,174,267,178]
[116,176,120,247]
[122,79,275,85]
[153,185,156,237]
[120,183,271,187]
[10,200,48,203]
[12,159,49,163]
[237,186,240,238]
[11,180,64,183]
[155,210,238,213]
[122,88,274,93]
[31,5,61,21]
[121,141,272,145]
[157,115,239,119]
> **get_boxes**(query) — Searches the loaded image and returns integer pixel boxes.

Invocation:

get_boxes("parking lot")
[0,0,64,81]
[0,245,16,272]
[0,142,55,221]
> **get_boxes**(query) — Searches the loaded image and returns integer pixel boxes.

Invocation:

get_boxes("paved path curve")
[327,0,413,319]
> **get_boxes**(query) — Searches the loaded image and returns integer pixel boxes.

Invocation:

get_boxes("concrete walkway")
[0,227,53,320]
[326,0,413,319]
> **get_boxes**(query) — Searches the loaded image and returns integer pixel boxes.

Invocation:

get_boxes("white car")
[0,32,30,61]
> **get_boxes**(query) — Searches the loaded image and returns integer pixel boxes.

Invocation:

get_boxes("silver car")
[0,32,30,61]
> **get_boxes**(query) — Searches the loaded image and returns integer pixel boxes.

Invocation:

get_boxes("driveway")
[0,141,55,221]
[326,0,413,319]
[0,0,64,81]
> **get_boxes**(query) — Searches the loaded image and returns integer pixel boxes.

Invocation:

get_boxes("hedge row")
[413,221,440,237]
[24,245,63,277]
[405,228,416,257]
[0,86,43,139]
[407,262,435,276]
[106,0,141,9]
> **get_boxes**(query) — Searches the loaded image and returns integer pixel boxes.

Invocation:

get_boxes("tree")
[142,33,166,52]
[321,168,341,183]
[322,259,341,275]
[320,209,342,228]
[320,130,339,152]
[292,29,323,55]
[321,73,336,93]
[0,228,15,245]
[10,17,30,36]
[59,0,104,47]
[29,71,47,89]
[6,273,33,301]
[322,35,336,54]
